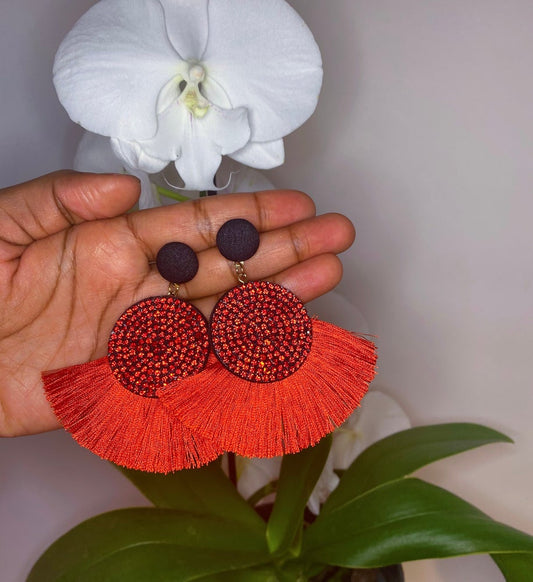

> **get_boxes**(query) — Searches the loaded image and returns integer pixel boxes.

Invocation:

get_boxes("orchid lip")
[180,83,209,118]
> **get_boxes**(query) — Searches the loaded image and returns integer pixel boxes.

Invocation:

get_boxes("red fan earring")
[42,242,222,473]
[159,219,378,458]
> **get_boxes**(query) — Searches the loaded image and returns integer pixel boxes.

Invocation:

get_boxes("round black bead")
[156,242,199,284]
[216,219,260,262]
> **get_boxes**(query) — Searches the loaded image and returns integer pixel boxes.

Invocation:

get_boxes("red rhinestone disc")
[210,281,313,383]
[108,296,209,398]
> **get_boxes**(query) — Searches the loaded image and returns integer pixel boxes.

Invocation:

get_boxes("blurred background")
[1,1,532,580]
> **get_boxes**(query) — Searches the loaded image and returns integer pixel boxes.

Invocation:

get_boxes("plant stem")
[227,452,237,487]
[247,480,279,507]
[156,186,191,202]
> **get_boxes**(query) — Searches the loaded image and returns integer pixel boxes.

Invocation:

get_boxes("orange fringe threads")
[158,321,377,458]
[42,294,219,473]
[43,358,222,473]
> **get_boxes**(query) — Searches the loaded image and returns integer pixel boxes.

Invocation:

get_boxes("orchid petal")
[236,456,282,505]
[331,391,411,471]
[308,292,370,336]
[307,393,410,514]
[197,106,251,156]
[308,455,340,515]
[156,75,183,116]
[139,97,189,163]
[219,160,276,194]
[74,132,158,208]
[74,132,124,175]
[110,138,168,174]
[229,139,285,170]
[175,146,221,191]
[202,76,232,109]
[203,0,322,142]
[136,176,160,209]
[159,0,209,61]
[54,0,182,140]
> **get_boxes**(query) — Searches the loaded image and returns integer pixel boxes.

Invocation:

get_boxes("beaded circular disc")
[210,281,313,383]
[108,296,209,398]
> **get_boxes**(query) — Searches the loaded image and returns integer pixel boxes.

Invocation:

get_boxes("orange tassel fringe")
[43,358,222,473]
[158,321,377,458]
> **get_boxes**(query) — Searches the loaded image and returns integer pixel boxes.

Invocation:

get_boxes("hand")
[0,171,355,437]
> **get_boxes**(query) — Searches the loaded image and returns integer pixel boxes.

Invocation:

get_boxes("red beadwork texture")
[210,281,313,382]
[108,296,209,397]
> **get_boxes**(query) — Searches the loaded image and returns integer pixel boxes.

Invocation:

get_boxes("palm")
[0,171,354,437]
[1,216,149,435]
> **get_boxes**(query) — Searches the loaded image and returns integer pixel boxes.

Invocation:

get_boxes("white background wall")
[1,1,532,581]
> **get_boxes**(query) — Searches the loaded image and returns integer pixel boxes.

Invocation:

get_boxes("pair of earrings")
[43,219,377,473]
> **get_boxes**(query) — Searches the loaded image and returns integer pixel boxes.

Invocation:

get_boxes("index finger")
[125,189,317,259]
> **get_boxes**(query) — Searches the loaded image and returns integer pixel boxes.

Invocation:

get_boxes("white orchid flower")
[308,292,370,336]
[54,0,322,191]
[218,158,276,195]
[235,456,282,507]
[74,132,159,208]
[307,391,411,514]
[233,391,410,514]
[74,131,276,209]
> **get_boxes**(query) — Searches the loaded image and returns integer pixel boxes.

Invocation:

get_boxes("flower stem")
[247,479,279,507]
[156,186,191,202]
[227,452,237,487]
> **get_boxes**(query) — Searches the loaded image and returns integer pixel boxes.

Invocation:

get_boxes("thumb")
[0,171,140,245]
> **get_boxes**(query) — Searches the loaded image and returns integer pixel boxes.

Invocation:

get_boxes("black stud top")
[216,219,260,262]
[156,242,199,284]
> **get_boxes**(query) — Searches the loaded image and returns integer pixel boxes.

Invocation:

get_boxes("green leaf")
[118,460,265,532]
[302,478,533,568]
[28,508,270,582]
[266,436,332,555]
[323,423,512,514]
[492,552,533,581]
